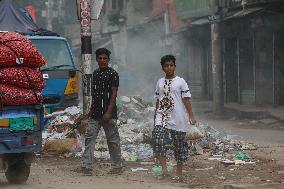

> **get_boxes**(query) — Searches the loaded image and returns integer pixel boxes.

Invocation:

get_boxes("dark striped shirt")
[91,67,119,120]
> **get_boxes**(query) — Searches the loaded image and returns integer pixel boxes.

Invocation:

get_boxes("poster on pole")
[80,0,91,36]
[92,0,104,20]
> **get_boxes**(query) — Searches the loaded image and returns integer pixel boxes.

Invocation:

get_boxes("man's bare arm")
[182,97,196,124]
[103,87,118,122]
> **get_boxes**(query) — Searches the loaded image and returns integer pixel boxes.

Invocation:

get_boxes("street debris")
[42,96,259,169]
[195,167,214,171]
[185,123,204,141]
[152,165,174,175]
[42,106,83,154]
[130,167,148,172]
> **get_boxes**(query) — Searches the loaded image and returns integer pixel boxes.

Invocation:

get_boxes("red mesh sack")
[0,32,47,68]
[0,67,45,91]
[0,84,42,105]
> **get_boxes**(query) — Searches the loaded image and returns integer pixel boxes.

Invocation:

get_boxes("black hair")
[160,54,176,66]
[95,48,111,58]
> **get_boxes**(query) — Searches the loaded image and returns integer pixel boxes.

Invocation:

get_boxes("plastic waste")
[126,154,138,162]
[234,152,251,159]
[185,123,204,141]
[137,144,153,160]
[152,165,174,175]
[189,143,204,155]
[130,167,148,172]
[241,143,257,150]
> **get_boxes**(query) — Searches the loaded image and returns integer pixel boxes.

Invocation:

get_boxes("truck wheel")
[5,160,31,184]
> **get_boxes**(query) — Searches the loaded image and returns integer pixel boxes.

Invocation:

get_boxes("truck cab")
[27,34,79,113]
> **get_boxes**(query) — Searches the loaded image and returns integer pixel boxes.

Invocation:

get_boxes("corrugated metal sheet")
[224,7,264,20]
[221,0,284,8]
[174,0,214,19]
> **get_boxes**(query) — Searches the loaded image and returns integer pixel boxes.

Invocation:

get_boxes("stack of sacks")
[0,32,47,105]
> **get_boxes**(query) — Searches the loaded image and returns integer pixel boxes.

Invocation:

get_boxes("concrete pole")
[211,2,224,114]
[80,0,93,115]
[46,0,53,31]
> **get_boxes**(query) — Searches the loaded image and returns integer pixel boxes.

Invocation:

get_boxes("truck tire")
[5,160,30,184]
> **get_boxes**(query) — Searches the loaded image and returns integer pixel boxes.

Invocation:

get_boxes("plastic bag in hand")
[185,122,204,141]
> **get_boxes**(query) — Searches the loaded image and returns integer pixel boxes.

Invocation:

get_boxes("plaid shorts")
[152,125,188,162]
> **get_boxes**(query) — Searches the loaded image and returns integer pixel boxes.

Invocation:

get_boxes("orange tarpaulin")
[26,5,36,22]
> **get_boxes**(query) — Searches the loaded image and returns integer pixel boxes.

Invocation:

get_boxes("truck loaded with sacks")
[0,0,79,113]
[0,31,45,184]
[0,0,78,183]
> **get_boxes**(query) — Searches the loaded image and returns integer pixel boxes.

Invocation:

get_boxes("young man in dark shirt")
[82,48,123,176]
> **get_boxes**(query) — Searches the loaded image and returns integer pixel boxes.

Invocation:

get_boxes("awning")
[185,7,265,26]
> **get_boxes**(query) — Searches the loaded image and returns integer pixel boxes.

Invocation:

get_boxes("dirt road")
[1,113,284,189]
[0,156,183,189]
[1,144,284,189]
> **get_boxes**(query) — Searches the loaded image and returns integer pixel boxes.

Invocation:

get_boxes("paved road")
[199,114,284,145]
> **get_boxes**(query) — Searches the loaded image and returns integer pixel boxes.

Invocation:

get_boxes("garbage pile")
[94,96,155,161]
[42,96,155,160]
[43,106,83,154]
[191,123,258,165]
[43,96,258,166]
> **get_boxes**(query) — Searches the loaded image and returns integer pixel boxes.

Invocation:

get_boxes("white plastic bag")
[185,123,204,141]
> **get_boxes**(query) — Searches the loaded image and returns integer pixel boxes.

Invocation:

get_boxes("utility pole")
[79,0,93,115]
[210,0,224,114]
[46,0,53,30]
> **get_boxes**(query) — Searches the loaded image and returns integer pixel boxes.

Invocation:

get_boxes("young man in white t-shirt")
[152,54,196,182]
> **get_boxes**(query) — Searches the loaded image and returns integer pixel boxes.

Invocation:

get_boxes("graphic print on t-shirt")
[158,79,174,127]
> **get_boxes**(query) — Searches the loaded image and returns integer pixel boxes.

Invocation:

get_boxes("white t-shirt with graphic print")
[154,76,191,132]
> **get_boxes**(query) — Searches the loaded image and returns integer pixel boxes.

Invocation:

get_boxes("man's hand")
[189,116,197,125]
[87,110,92,118]
[103,112,112,126]
[182,97,197,125]
[103,86,117,127]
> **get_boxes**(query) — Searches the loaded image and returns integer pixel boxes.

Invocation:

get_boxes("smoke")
[116,20,190,101]
[119,25,163,100]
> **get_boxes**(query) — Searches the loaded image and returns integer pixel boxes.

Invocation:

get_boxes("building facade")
[174,0,284,106]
